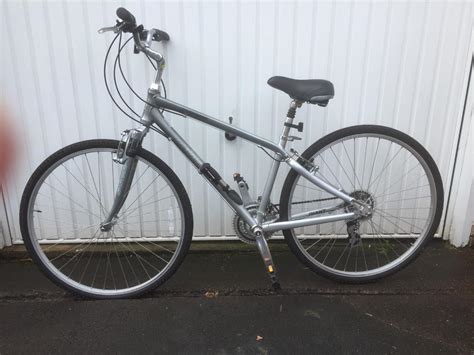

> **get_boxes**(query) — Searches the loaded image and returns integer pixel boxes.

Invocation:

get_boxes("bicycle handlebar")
[98,7,169,87]
[99,7,169,62]
[114,7,169,43]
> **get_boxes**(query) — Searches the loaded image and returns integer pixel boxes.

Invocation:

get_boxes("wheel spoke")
[43,182,101,220]
[368,145,403,193]
[366,138,380,190]
[319,154,344,189]
[84,155,106,216]
[56,228,101,270]
[329,147,356,191]
[341,140,363,190]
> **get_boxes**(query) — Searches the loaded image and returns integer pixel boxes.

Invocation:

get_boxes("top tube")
[151,96,289,158]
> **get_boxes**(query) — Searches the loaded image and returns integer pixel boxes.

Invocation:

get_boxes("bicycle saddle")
[267,76,334,106]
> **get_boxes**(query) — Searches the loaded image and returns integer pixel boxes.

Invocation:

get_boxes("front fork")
[100,158,138,231]
[100,129,145,232]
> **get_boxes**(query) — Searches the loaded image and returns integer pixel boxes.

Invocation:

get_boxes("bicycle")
[19,8,444,299]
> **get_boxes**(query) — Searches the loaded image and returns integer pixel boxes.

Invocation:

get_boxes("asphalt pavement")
[0,240,472,354]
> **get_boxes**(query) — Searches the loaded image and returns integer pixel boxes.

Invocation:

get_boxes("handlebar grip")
[116,7,136,25]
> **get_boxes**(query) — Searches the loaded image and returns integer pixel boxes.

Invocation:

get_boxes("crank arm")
[254,229,281,291]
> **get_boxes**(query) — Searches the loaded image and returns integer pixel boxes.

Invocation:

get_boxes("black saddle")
[267,76,334,106]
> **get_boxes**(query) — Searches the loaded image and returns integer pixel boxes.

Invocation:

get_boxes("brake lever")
[98,21,124,34]
[98,25,119,34]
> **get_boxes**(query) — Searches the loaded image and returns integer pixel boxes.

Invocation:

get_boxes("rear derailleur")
[346,220,361,247]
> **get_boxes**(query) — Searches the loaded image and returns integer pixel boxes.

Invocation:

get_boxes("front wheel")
[280,125,443,283]
[20,139,193,299]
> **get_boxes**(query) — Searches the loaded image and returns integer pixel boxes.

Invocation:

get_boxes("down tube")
[150,109,258,229]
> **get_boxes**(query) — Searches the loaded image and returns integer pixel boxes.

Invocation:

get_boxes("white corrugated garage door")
[0,0,472,245]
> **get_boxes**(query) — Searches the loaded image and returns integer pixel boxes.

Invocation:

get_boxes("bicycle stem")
[132,31,166,89]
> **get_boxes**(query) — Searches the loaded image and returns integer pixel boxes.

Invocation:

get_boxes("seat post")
[279,100,302,149]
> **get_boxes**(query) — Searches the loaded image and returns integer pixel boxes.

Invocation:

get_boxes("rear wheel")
[20,139,193,299]
[280,125,443,283]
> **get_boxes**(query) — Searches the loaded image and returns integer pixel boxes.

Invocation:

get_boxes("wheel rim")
[27,147,186,297]
[287,133,437,278]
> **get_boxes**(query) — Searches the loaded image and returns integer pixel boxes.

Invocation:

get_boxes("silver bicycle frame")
[104,34,358,233]
[126,95,356,233]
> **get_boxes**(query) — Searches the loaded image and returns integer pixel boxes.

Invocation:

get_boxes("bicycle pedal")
[268,266,281,291]
[272,281,282,291]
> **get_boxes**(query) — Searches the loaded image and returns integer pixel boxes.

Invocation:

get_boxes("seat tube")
[256,100,299,224]
[256,157,282,224]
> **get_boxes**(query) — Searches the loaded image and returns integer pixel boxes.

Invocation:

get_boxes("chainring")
[232,205,274,244]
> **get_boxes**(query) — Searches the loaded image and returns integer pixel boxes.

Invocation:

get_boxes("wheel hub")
[345,190,375,220]
[100,217,118,232]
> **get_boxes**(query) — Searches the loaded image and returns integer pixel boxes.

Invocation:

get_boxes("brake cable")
[116,33,164,113]
[114,33,185,119]
[104,31,168,137]
[113,33,140,118]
